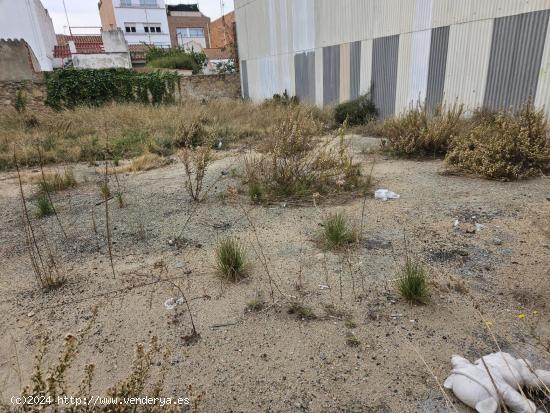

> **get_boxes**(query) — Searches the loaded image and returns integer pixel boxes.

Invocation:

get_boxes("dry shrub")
[113,153,171,173]
[379,104,465,157]
[244,111,367,202]
[2,333,201,413]
[179,144,213,202]
[446,104,550,180]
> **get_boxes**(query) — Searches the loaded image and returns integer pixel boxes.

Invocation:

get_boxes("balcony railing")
[118,1,162,9]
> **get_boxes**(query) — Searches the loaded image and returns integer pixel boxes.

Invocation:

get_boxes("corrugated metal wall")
[323,45,340,105]
[235,0,550,117]
[425,26,449,111]
[294,51,316,103]
[372,35,399,119]
[484,10,550,110]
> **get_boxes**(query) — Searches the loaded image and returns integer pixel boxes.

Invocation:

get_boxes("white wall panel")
[235,6,249,61]
[409,30,432,106]
[535,21,550,116]
[395,33,413,114]
[443,20,494,111]
[359,39,373,95]
[292,0,315,52]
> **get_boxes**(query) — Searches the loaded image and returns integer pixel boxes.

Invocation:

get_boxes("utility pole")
[62,0,73,36]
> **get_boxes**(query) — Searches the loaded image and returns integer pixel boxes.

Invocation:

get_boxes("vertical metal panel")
[241,60,249,99]
[323,44,340,105]
[426,26,450,111]
[443,20,493,111]
[315,47,324,106]
[360,39,373,95]
[350,41,361,99]
[294,51,316,103]
[372,35,400,119]
[339,43,351,103]
[535,17,550,116]
[484,10,550,110]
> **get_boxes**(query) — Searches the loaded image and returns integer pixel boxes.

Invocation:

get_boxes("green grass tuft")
[397,259,428,303]
[35,194,54,218]
[216,237,246,282]
[322,212,355,249]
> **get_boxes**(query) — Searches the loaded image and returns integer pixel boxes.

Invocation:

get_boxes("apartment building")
[99,0,171,47]
[166,4,210,51]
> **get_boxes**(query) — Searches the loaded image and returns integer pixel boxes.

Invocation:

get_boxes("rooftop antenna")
[62,0,73,36]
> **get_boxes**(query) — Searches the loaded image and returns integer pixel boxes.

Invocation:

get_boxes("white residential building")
[0,0,58,71]
[99,0,171,47]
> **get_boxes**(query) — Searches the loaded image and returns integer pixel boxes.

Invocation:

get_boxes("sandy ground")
[0,136,549,412]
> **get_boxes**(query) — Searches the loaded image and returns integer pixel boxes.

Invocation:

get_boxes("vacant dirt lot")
[0,136,548,412]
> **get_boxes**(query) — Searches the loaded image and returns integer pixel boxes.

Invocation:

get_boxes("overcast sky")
[41,0,235,34]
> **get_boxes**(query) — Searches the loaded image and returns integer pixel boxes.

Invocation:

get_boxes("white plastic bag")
[374,189,400,201]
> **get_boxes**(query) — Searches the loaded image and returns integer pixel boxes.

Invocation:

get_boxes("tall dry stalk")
[103,159,116,279]
[14,149,60,289]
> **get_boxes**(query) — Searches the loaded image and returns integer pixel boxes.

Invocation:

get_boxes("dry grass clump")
[0,100,331,170]
[244,111,368,203]
[113,153,172,173]
[446,104,550,180]
[37,169,77,192]
[379,105,465,157]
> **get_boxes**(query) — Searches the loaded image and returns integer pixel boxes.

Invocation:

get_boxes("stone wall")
[177,72,241,100]
[0,80,46,111]
[0,72,241,111]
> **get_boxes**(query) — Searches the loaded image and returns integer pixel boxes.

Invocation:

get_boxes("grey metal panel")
[241,60,249,100]
[484,10,550,110]
[294,51,316,104]
[323,45,340,106]
[350,41,361,99]
[372,35,400,119]
[426,26,450,111]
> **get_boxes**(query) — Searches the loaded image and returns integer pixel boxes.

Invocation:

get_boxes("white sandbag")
[444,352,550,413]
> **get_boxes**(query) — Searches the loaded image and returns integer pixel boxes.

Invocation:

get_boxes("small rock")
[28,311,35,317]
[168,239,174,246]
[492,238,503,246]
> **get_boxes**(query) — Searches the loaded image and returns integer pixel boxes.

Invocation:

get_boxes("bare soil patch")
[0,137,548,412]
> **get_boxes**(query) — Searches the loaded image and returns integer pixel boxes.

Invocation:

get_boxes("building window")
[176,27,204,39]
[145,25,161,33]
[125,24,136,33]
[140,0,157,6]
[120,0,132,6]
[189,28,204,38]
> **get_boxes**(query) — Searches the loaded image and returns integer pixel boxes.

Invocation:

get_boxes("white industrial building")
[0,0,58,71]
[99,0,171,47]
[235,0,550,118]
